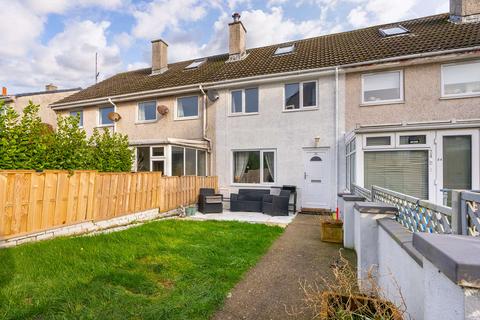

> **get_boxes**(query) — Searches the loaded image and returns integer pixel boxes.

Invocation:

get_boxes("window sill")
[231,183,276,188]
[282,107,318,113]
[96,124,114,128]
[440,94,480,100]
[135,119,158,124]
[228,112,259,117]
[360,100,404,107]
[174,116,199,121]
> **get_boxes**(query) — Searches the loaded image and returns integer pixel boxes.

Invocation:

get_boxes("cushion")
[205,196,222,204]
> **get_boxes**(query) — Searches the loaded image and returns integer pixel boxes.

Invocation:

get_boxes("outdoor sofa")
[230,189,270,212]
[198,188,223,213]
[262,190,291,216]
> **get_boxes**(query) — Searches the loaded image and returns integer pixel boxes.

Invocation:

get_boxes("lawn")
[0,219,283,320]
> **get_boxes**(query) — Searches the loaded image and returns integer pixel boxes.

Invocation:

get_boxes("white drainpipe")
[108,97,117,133]
[199,84,213,175]
[335,67,339,211]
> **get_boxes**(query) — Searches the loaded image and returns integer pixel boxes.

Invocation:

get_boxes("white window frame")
[136,100,158,123]
[229,87,259,116]
[98,105,115,127]
[396,131,430,148]
[174,95,200,121]
[170,146,208,176]
[441,60,480,99]
[361,70,404,105]
[363,133,395,149]
[69,109,84,128]
[135,145,166,173]
[231,149,276,186]
[283,80,318,112]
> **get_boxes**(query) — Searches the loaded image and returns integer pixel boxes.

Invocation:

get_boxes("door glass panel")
[185,148,196,175]
[172,147,184,176]
[443,136,472,190]
[152,161,164,173]
[197,150,206,176]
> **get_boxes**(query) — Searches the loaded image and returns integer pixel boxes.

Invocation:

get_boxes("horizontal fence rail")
[461,191,480,237]
[0,170,218,239]
[371,186,453,234]
[352,184,372,201]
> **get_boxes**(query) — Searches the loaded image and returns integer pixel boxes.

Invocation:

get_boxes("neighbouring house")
[343,1,480,205]
[0,84,80,128]
[50,0,480,210]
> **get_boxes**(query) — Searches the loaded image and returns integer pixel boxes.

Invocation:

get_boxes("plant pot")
[185,206,197,216]
[320,219,343,244]
[320,291,402,320]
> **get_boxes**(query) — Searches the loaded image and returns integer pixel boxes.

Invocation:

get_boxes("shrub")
[0,101,133,172]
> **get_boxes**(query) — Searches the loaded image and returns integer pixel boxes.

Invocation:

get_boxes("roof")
[54,13,480,106]
[15,87,81,98]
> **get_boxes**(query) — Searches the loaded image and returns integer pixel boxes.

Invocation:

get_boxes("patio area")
[188,209,296,226]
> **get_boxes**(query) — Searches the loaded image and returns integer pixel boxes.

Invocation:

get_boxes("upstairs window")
[379,25,409,37]
[362,70,403,104]
[442,61,480,98]
[185,59,206,69]
[231,87,259,114]
[99,106,114,126]
[138,101,157,122]
[69,110,83,127]
[284,81,317,110]
[274,44,295,55]
[176,96,199,119]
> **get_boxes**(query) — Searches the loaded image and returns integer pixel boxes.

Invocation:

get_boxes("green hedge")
[0,101,133,172]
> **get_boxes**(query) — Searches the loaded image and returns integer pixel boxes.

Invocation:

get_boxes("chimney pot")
[228,12,247,62]
[450,0,480,23]
[45,84,58,92]
[151,39,168,75]
[1,87,6,96]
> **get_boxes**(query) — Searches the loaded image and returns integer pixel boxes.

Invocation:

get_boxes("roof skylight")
[274,44,295,55]
[379,25,409,37]
[185,59,206,69]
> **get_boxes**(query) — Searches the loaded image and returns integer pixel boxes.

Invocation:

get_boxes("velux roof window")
[379,25,409,37]
[185,59,206,70]
[274,44,295,56]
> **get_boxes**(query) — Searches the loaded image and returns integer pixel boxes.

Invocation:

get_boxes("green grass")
[0,219,283,320]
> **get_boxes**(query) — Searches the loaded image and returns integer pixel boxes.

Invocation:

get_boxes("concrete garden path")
[212,214,356,320]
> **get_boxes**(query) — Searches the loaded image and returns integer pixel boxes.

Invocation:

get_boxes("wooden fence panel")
[0,170,218,239]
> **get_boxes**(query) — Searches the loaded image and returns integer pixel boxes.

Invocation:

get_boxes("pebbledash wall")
[214,72,346,210]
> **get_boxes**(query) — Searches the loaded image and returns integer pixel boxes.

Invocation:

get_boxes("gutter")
[108,97,117,133]
[49,46,480,110]
[334,67,339,210]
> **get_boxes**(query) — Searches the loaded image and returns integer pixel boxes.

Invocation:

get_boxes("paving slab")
[188,210,295,226]
[212,214,356,320]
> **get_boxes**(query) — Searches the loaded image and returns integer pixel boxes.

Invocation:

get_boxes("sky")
[0,0,449,94]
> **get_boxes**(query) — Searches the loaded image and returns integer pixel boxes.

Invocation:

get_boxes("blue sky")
[1,0,448,93]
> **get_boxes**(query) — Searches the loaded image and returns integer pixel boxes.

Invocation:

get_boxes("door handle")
[304,172,307,180]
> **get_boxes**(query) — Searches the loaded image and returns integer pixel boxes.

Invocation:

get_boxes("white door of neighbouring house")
[436,129,480,204]
[303,149,331,209]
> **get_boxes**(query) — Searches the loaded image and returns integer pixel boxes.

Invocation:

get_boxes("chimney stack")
[151,39,168,75]
[450,0,480,23]
[45,84,58,92]
[1,87,6,96]
[228,13,247,62]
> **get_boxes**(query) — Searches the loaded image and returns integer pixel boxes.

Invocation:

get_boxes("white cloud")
[127,61,150,71]
[26,0,126,14]
[132,0,208,39]
[347,7,368,28]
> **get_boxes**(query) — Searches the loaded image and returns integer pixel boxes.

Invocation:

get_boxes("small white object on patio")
[188,209,295,227]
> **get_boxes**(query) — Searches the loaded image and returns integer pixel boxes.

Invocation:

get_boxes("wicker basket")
[320,291,402,320]
[320,219,343,244]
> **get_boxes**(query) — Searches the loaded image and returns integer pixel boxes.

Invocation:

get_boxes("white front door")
[303,149,331,209]
[436,129,480,204]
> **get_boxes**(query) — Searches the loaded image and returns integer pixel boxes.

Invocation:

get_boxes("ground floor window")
[172,146,207,176]
[233,150,275,184]
[136,146,165,173]
[364,150,428,199]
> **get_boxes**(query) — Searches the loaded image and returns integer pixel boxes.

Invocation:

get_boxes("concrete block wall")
[344,197,480,320]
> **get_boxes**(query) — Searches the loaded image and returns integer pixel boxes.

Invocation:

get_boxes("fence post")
[450,190,463,235]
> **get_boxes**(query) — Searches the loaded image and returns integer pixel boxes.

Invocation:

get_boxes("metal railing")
[352,184,372,201]
[371,186,453,234]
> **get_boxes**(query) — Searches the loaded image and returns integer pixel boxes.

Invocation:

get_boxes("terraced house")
[50,0,480,210]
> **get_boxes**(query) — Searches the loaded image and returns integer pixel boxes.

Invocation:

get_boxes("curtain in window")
[234,152,249,182]
[263,152,274,182]
[364,150,428,199]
